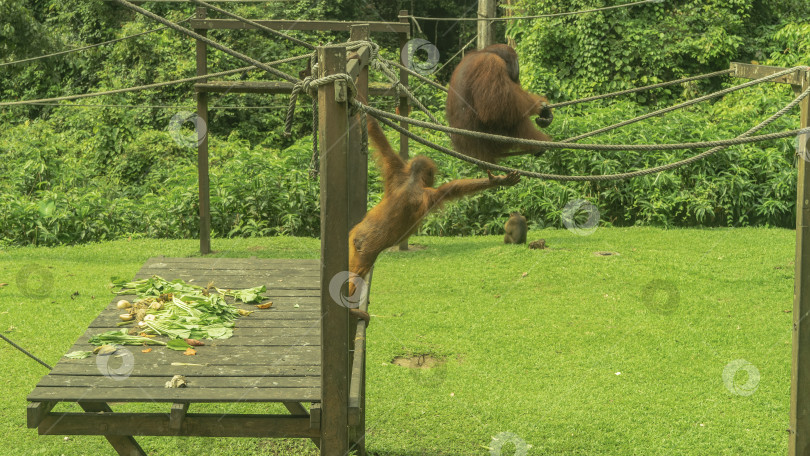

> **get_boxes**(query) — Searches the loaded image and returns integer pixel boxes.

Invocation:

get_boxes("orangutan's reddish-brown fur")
[446,44,553,163]
[348,117,519,298]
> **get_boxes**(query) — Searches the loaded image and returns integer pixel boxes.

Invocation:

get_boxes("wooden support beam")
[189,19,409,33]
[790,68,810,456]
[78,402,146,456]
[309,402,321,431]
[26,401,56,428]
[730,62,805,86]
[39,412,318,438]
[195,6,211,255]
[318,44,351,456]
[283,402,309,416]
[169,402,189,431]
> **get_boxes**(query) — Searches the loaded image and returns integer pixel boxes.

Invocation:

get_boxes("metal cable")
[548,69,735,108]
[0,54,310,107]
[111,0,300,83]
[0,16,194,68]
[0,333,52,370]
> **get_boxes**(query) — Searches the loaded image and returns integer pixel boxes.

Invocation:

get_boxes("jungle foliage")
[0,0,809,246]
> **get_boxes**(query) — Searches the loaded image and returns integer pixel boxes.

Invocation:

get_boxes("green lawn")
[0,227,797,455]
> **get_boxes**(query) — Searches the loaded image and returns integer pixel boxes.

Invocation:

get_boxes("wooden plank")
[132,267,320,278]
[36,375,319,389]
[78,402,146,456]
[51,363,319,377]
[29,387,320,403]
[348,25,370,230]
[318,44,351,456]
[730,62,805,86]
[140,257,320,266]
[195,7,212,255]
[791,69,810,456]
[27,401,56,428]
[169,402,189,431]
[74,332,320,347]
[89,318,320,329]
[39,413,318,438]
[189,18,409,34]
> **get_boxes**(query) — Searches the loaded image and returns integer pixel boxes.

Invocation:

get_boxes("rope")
[367,98,810,151]
[359,65,807,149]
[309,96,319,178]
[361,87,810,182]
[409,0,660,22]
[548,69,735,108]
[0,333,52,370]
[561,66,805,143]
[111,0,300,83]
[187,0,315,50]
[0,54,310,107]
[360,101,810,152]
[0,15,194,68]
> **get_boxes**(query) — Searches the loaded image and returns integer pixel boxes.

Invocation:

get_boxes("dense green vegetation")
[0,229,797,454]
[0,0,809,246]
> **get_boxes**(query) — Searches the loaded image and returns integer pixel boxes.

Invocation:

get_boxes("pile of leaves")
[78,276,269,355]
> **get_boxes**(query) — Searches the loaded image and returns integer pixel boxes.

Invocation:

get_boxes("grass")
[0,227,797,455]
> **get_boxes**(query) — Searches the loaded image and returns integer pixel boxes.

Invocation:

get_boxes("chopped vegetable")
[64,351,93,359]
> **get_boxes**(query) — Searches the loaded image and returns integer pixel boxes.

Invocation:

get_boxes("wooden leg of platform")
[78,402,146,456]
[283,401,321,449]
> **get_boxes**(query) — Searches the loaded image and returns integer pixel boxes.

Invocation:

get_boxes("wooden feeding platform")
[26,256,369,455]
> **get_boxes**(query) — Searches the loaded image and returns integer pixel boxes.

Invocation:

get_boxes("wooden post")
[195,6,211,255]
[348,25,369,229]
[318,45,351,456]
[398,9,411,251]
[790,68,810,456]
[347,25,369,455]
[477,0,496,49]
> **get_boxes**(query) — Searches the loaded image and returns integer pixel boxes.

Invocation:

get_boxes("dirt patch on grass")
[392,353,445,369]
